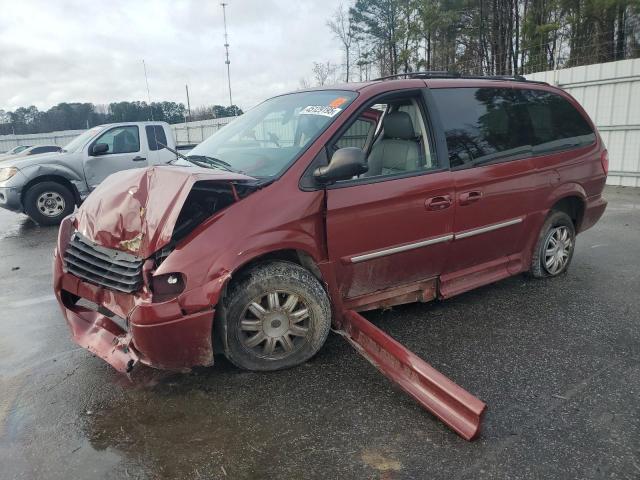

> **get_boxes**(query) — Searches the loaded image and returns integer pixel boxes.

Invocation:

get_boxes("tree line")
[0,101,243,136]
[322,0,640,82]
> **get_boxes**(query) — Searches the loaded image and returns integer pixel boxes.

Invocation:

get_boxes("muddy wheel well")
[21,175,81,207]
[229,249,323,287]
[551,196,585,230]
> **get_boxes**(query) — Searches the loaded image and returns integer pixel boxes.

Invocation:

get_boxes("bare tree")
[299,77,311,89]
[312,61,338,86]
[327,3,355,81]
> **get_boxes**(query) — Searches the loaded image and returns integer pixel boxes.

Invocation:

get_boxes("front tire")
[530,210,576,278]
[221,261,331,371]
[24,181,75,226]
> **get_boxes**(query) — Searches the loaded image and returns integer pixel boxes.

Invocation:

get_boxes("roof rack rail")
[372,71,458,81]
[372,71,544,84]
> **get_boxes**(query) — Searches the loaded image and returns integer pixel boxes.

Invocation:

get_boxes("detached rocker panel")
[338,310,487,441]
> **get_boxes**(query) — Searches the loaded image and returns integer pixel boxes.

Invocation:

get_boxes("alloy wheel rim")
[543,226,573,275]
[239,290,311,359]
[37,191,66,217]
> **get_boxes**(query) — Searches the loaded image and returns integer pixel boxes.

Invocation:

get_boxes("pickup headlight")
[0,167,17,182]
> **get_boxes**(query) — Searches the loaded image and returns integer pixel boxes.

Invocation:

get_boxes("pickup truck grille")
[64,232,143,293]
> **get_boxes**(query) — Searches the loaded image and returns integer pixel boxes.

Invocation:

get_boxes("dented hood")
[75,166,255,258]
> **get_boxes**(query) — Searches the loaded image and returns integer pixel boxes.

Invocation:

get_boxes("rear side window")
[146,125,168,151]
[431,88,531,168]
[520,89,595,153]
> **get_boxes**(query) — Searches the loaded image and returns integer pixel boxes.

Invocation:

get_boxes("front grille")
[64,232,143,293]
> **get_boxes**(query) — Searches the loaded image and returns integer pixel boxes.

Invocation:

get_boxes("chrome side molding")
[349,217,523,263]
[350,234,454,263]
[454,217,523,240]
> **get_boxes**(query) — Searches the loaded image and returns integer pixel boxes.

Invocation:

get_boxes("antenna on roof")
[142,59,161,156]
[142,59,155,121]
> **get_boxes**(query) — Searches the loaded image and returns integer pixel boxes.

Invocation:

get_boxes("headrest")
[383,111,416,140]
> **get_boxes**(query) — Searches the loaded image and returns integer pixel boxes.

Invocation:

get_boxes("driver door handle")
[132,156,146,162]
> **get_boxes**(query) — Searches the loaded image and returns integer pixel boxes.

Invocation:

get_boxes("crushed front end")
[54,216,217,372]
[53,166,257,372]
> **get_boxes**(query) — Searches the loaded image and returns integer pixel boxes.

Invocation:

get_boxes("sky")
[0,0,345,112]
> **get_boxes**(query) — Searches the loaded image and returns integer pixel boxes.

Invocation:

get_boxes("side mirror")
[313,147,368,184]
[91,143,109,155]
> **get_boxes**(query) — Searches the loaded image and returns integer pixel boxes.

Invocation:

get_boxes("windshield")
[188,90,357,177]
[62,126,104,153]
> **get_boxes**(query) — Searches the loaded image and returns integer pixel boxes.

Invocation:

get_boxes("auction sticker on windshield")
[300,105,342,117]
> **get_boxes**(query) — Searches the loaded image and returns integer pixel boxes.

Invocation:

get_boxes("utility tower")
[221,2,233,112]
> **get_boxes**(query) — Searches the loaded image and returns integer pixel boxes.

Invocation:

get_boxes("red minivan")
[54,74,608,377]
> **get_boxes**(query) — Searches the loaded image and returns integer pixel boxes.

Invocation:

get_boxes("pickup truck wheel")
[24,181,75,226]
[530,211,576,278]
[222,261,331,371]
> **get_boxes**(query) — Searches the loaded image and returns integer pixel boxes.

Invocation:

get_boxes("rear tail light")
[600,150,609,175]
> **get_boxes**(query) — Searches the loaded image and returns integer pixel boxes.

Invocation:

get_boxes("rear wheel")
[221,261,331,371]
[24,181,75,226]
[530,211,576,278]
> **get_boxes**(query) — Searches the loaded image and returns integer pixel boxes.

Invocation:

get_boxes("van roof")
[289,74,556,100]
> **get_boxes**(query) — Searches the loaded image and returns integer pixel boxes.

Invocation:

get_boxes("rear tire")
[24,181,75,226]
[529,211,576,278]
[221,261,331,371]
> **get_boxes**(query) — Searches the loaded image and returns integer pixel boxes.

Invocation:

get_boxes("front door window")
[94,126,140,154]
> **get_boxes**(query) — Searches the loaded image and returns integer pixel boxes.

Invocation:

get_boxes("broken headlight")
[151,273,185,303]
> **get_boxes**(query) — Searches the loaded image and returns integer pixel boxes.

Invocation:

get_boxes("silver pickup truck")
[0,121,177,225]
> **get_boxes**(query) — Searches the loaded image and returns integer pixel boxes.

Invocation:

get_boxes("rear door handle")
[132,156,146,162]
[425,195,452,211]
[459,190,483,206]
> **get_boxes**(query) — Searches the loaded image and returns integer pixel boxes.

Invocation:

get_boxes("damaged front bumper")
[53,218,217,373]
[63,306,139,373]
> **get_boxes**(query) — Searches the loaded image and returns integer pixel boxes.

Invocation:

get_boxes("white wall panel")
[528,58,640,186]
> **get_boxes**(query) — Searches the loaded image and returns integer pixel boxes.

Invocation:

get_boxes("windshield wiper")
[157,141,243,173]
[186,154,242,173]
[158,141,192,163]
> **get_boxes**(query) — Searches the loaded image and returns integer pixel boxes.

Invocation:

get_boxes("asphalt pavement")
[0,186,638,480]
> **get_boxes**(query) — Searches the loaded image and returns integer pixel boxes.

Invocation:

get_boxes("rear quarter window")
[431,87,596,169]
[519,89,595,154]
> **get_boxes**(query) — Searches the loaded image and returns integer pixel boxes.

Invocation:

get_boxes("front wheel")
[23,181,75,226]
[221,261,331,371]
[529,211,576,278]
